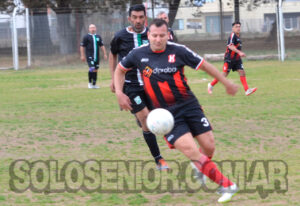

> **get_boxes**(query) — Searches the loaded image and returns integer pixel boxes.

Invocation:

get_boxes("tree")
[168,0,181,27]
[0,0,15,13]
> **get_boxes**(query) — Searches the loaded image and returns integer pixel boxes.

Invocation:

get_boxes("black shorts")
[87,57,99,69]
[164,98,212,149]
[123,83,153,114]
[223,59,243,73]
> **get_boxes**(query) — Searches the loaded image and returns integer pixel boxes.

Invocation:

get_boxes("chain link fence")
[1,2,300,69]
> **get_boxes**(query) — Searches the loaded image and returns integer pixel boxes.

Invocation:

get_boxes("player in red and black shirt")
[114,19,240,203]
[109,4,169,171]
[208,21,257,96]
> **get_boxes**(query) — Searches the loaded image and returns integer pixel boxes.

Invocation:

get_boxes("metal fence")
[1,2,300,69]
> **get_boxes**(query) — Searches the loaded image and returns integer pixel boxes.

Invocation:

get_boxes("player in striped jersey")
[80,24,107,89]
[109,4,169,170]
[114,19,240,203]
[208,21,257,96]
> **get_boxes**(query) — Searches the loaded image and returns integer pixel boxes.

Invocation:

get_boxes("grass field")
[0,60,299,205]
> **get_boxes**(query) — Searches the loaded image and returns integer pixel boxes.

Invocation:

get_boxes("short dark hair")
[129,4,146,16]
[232,21,241,27]
[148,19,168,32]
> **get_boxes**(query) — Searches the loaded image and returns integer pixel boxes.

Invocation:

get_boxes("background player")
[109,5,169,170]
[208,21,257,96]
[114,19,240,203]
[156,11,177,42]
[80,24,107,89]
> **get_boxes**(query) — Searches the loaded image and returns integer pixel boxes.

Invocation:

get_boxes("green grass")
[0,61,300,205]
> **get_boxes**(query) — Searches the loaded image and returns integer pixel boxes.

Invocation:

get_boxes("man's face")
[158,13,169,24]
[128,11,145,33]
[89,25,97,34]
[232,24,241,34]
[148,24,169,52]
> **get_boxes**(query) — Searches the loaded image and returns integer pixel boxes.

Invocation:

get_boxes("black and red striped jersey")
[119,42,205,108]
[224,32,242,61]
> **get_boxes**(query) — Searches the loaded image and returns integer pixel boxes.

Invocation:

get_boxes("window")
[172,19,184,30]
[187,19,202,29]
[206,15,233,33]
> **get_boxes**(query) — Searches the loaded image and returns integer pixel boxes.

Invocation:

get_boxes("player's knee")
[137,115,148,129]
[182,146,200,160]
[205,145,215,157]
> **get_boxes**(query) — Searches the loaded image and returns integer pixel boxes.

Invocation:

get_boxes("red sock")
[211,78,218,86]
[199,148,213,160]
[240,76,249,91]
[193,155,233,188]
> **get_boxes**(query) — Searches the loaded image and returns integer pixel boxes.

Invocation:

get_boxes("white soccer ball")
[146,108,174,136]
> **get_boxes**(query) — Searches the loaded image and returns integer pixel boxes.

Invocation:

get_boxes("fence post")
[26,8,31,67]
[12,7,19,70]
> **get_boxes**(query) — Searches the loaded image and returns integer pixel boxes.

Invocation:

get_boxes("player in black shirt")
[109,5,169,170]
[114,19,239,203]
[208,21,257,96]
[80,24,107,89]
[156,11,177,42]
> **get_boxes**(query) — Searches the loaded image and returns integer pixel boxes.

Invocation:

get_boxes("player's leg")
[92,66,100,89]
[87,57,96,89]
[195,130,215,159]
[88,71,93,88]
[126,87,168,170]
[173,132,238,203]
[208,62,230,94]
[236,62,257,95]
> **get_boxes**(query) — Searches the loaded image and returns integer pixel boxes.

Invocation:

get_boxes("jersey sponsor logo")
[143,66,153,78]
[141,58,149,62]
[134,96,142,105]
[168,54,176,63]
[167,134,174,142]
[96,38,99,41]
[153,67,177,74]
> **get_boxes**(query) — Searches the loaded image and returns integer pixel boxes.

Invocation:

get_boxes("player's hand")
[81,56,86,62]
[225,82,239,96]
[238,51,246,57]
[116,91,132,111]
[103,54,108,61]
[110,80,115,93]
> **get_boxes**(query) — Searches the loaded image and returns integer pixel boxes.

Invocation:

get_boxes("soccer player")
[114,19,239,203]
[80,24,107,89]
[156,11,177,42]
[109,4,169,170]
[207,21,257,96]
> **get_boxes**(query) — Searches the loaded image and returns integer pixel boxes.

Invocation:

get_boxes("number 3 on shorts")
[201,117,210,127]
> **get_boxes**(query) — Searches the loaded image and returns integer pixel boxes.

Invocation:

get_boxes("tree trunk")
[234,0,240,22]
[55,11,77,55]
[31,9,53,54]
[219,0,224,40]
[169,0,181,27]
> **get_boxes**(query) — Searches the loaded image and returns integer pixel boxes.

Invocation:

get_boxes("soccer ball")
[146,108,174,135]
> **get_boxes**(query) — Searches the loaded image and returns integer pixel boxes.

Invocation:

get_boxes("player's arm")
[109,52,118,93]
[80,46,86,62]
[200,61,239,96]
[114,64,132,111]
[101,46,108,60]
[227,44,246,57]
[80,36,87,62]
